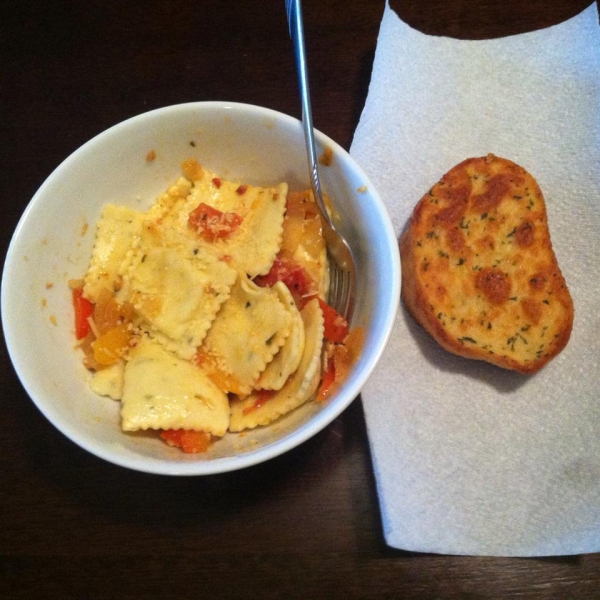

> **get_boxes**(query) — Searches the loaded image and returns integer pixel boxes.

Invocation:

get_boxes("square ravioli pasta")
[71,159,361,455]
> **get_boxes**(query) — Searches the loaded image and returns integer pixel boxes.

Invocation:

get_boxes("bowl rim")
[1,100,400,476]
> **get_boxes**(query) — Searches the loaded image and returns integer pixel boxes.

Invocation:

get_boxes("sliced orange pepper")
[194,350,245,395]
[91,324,131,366]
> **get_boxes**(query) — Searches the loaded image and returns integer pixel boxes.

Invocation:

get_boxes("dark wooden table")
[2,1,598,598]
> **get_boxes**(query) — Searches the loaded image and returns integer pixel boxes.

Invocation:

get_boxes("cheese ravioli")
[84,204,143,302]
[121,337,229,435]
[257,282,305,391]
[126,237,237,360]
[229,297,325,431]
[148,168,287,278]
[198,279,293,396]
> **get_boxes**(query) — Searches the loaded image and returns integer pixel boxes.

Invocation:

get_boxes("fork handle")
[285,0,330,222]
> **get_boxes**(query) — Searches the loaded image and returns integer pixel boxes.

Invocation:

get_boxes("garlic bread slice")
[400,154,573,373]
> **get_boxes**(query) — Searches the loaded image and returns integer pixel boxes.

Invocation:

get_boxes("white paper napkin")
[350,2,600,556]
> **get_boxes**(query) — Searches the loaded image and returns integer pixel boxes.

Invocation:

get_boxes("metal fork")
[285,0,356,322]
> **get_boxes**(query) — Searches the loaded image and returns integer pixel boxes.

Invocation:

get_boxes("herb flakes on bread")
[400,154,573,373]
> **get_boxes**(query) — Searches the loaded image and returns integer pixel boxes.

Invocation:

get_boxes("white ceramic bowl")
[1,101,400,475]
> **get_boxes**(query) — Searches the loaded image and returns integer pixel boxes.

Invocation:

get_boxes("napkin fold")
[350,2,600,556]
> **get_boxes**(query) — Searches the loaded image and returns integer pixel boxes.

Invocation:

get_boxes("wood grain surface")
[1,1,598,598]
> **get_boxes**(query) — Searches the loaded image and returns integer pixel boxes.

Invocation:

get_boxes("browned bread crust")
[400,154,573,373]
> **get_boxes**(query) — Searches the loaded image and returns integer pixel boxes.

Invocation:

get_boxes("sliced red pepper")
[254,257,316,306]
[317,357,336,401]
[317,298,349,343]
[242,389,277,415]
[160,429,213,453]
[188,202,243,241]
[72,287,94,340]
